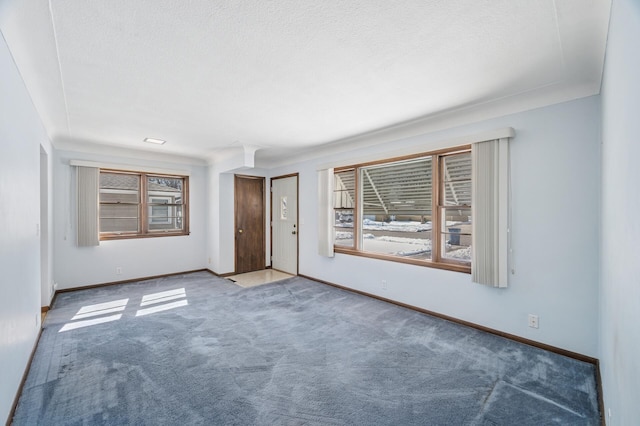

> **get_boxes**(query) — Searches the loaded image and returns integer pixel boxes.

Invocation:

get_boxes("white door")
[271,175,298,275]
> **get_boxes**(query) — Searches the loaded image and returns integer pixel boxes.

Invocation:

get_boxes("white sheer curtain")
[471,138,509,287]
[77,166,100,247]
[317,168,335,257]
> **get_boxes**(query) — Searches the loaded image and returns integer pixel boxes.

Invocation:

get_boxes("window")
[99,170,188,239]
[333,146,471,272]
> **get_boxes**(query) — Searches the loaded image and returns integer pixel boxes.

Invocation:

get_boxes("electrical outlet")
[528,314,539,329]
[116,267,122,275]
[381,280,388,290]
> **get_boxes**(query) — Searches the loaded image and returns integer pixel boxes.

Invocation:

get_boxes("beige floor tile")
[227,269,294,288]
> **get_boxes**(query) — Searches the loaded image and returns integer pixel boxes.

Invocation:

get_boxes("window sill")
[100,232,190,241]
[334,247,471,274]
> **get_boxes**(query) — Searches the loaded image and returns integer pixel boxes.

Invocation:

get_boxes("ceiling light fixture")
[143,137,166,145]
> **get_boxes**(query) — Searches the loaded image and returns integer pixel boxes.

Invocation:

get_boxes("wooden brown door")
[234,175,265,274]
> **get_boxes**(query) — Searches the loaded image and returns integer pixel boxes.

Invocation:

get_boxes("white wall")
[53,150,208,289]
[206,167,235,274]
[0,32,51,423]
[600,0,640,423]
[269,96,601,357]
[206,147,270,275]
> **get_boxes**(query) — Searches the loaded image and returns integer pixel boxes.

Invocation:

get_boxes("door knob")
[238,229,243,233]
[292,231,297,235]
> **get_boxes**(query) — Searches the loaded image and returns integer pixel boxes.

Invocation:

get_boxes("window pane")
[99,173,139,203]
[149,200,170,224]
[99,204,139,233]
[334,169,356,248]
[441,207,471,262]
[147,177,183,204]
[100,172,140,233]
[334,210,354,247]
[280,196,288,220]
[442,153,471,206]
[360,157,432,259]
[148,204,184,231]
[146,176,185,232]
[334,170,355,209]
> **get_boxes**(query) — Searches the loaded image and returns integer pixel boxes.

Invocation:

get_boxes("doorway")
[234,175,266,274]
[271,174,298,275]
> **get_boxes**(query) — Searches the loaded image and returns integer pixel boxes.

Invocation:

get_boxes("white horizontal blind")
[318,168,335,257]
[471,138,509,287]
[77,166,100,247]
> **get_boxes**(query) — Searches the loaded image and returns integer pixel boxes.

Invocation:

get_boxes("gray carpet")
[13,271,600,425]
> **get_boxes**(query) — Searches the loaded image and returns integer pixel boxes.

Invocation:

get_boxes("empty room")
[1,0,638,424]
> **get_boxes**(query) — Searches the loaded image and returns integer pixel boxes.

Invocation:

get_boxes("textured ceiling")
[0,0,611,165]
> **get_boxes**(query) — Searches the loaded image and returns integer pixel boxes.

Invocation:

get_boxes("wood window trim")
[99,169,190,240]
[334,145,471,274]
[333,246,471,273]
